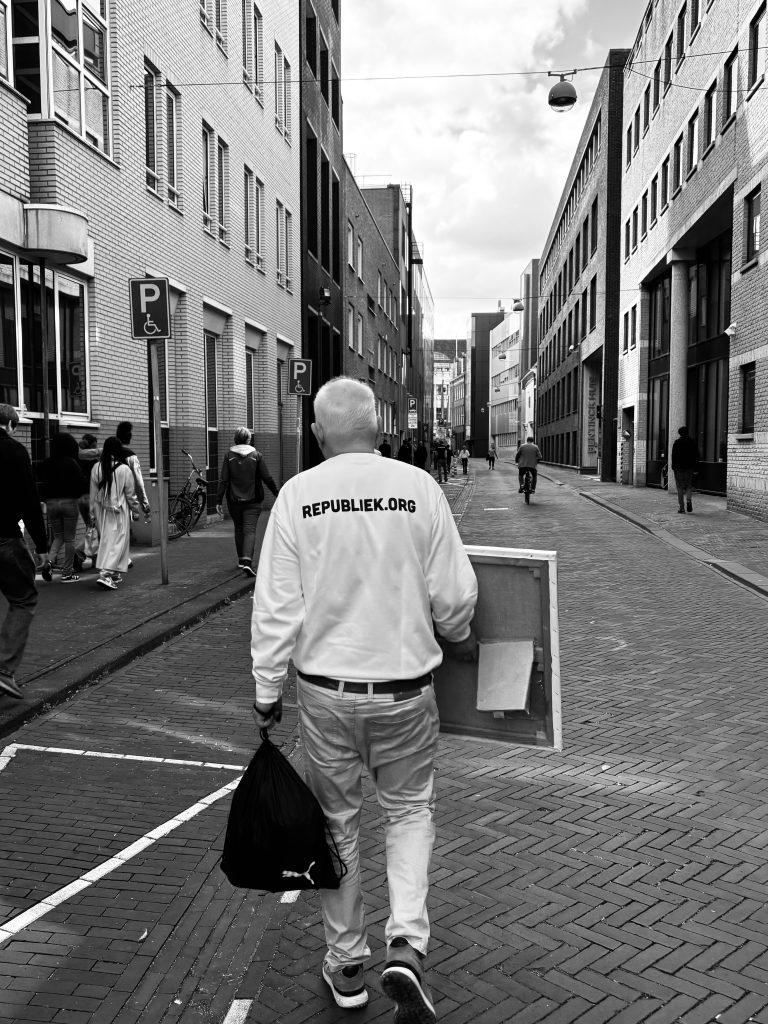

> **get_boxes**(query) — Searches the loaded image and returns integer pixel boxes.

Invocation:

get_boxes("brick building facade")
[619,0,768,517]
[1,0,301,512]
[537,50,628,480]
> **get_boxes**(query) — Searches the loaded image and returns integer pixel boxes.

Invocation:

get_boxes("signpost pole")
[149,339,169,585]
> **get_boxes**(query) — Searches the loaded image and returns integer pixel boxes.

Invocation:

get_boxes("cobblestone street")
[2,459,768,1023]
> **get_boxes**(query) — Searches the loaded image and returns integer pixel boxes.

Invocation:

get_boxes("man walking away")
[250,377,478,1023]
[0,404,49,699]
[671,426,700,513]
[215,428,279,577]
[414,441,428,471]
[459,445,470,475]
[115,421,151,518]
[434,438,449,483]
[515,436,542,493]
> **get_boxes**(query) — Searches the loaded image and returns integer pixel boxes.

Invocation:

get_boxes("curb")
[0,573,256,741]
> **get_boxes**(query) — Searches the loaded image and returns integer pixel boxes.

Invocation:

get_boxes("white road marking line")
[222,999,254,1024]
[0,775,242,947]
[483,507,509,511]
[0,744,244,772]
[280,890,301,903]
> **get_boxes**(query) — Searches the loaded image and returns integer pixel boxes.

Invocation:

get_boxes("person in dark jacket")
[671,425,700,513]
[396,438,413,464]
[0,404,49,699]
[414,441,428,471]
[38,432,87,583]
[378,440,392,458]
[74,433,101,571]
[215,428,279,576]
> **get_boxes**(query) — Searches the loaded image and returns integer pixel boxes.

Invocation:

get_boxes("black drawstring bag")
[221,729,347,892]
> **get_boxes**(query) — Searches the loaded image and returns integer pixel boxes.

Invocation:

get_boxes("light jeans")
[297,678,440,971]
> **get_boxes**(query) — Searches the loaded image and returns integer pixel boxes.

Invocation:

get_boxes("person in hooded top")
[215,428,279,577]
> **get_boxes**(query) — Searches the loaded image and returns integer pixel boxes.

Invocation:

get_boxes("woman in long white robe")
[89,438,141,588]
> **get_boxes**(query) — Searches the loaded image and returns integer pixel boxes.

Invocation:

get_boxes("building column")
[668,250,694,498]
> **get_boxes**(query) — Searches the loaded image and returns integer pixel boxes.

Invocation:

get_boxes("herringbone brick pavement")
[1,458,767,1022]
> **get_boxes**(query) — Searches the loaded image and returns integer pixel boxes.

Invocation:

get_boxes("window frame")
[745,186,761,262]
[166,84,180,207]
[144,62,159,193]
[748,3,766,91]
[741,363,756,432]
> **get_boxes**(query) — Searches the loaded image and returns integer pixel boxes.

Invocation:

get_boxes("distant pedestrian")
[446,446,453,477]
[671,426,700,513]
[38,432,87,584]
[215,428,279,577]
[414,441,428,471]
[0,403,49,699]
[515,436,542,493]
[115,421,151,518]
[486,442,497,470]
[74,433,101,571]
[378,440,392,458]
[434,439,449,482]
[249,377,478,1021]
[459,445,470,475]
[90,437,141,591]
[396,438,413,463]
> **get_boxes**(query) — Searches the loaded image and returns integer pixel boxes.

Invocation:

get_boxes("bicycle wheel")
[190,490,207,528]
[524,487,530,505]
[168,496,194,539]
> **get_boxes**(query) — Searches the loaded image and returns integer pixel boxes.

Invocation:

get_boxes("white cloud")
[341,0,636,336]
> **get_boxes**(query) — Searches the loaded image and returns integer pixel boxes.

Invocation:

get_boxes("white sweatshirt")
[251,452,478,703]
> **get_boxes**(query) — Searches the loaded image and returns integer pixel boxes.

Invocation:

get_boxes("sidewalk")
[503,458,768,599]
[1,470,476,740]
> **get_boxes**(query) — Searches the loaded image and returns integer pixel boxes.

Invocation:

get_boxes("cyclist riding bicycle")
[515,436,542,494]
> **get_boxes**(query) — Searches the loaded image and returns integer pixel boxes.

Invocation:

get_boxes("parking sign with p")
[288,358,312,396]
[129,277,171,339]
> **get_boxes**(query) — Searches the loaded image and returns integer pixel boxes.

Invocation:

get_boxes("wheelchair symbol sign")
[288,358,312,396]
[129,278,171,339]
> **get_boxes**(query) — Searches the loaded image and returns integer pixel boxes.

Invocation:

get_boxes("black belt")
[298,671,431,695]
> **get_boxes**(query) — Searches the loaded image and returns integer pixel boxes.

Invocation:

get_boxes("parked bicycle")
[168,449,208,539]
[521,467,534,505]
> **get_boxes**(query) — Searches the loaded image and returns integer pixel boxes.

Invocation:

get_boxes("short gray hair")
[314,377,377,440]
[0,403,18,428]
[234,427,252,444]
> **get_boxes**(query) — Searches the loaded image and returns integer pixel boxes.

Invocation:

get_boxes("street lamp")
[548,72,578,113]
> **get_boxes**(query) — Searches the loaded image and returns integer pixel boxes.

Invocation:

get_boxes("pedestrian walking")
[74,433,100,571]
[414,440,428,471]
[515,436,542,493]
[396,438,413,463]
[0,403,49,700]
[671,425,700,513]
[378,439,392,458]
[215,428,279,577]
[38,432,87,584]
[434,438,449,482]
[446,445,453,477]
[459,445,470,475]
[89,437,141,590]
[250,377,478,1023]
[486,441,497,470]
[115,421,151,517]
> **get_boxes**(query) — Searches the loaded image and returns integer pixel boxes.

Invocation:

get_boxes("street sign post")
[129,278,171,585]
[288,358,312,396]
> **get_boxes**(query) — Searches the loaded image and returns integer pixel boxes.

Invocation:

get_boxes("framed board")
[433,545,561,750]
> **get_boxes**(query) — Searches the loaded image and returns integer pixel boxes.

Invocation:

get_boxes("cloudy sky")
[341,1,642,338]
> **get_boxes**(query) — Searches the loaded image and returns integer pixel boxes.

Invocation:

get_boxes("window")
[623,311,629,353]
[672,135,683,192]
[244,166,254,262]
[661,157,670,208]
[626,125,632,167]
[690,0,700,36]
[377,271,382,306]
[214,0,226,49]
[245,349,256,429]
[356,312,363,356]
[632,207,638,250]
[252,176,264,266]
[625,219,631,260]
[749,4,765,90]
[202,123,213,231]
[642,191,648,236]
[589,276,597,331]
[0,1,9,82]
[724,50,738,121]
[274,43,291,138]
[745,186,761,261]
[643,85,650,132]
[742,363,756,432]
[356,237,363,279]
[347,221,354,266]
[347,304,354,349]
[703,82,717,149]
[331,61,340,127]
[633,107,640,152]
[591,197,598,253]
[687,111,699,173]
[305,2,317,77]
[664,34,673,89]
[651,175,658,224]
[630,305,637,348]
[276,201,293,287]
[653,59,661,109]
[319,33,329,103]
[217,137,228,243]
[166,86,180,206]
[204,331,219,492]
[243,2,264,97]
[677,5,687,62]
[144,63,158,191]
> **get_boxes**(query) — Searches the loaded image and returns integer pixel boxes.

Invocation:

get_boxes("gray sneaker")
[381,938,435,1023]
[0,674,23,700]
[322,962,368,1009]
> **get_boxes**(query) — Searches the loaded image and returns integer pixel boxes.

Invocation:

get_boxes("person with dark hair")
[89,437,141,590]
[671,425,700,513]
[0,404,48,699]
[433,438,449,483]
[215,427,279,576]
[378,439,392,458]
[115,420,151,516]
[38,432,87,583]
[74,433,101,571]
[414,440,428,471]
[515,436,542,494]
